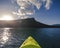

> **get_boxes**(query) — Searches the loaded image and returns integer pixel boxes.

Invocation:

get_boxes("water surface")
[0,28,60,48]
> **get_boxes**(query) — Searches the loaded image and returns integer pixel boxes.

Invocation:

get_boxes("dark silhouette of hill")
[53,24,60,26]
[51,24,60,28]
[0,18,50,28]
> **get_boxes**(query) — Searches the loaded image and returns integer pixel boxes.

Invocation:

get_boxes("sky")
[0,0,60,25]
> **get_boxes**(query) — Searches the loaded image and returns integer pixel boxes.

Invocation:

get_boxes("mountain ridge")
[0,18,50,28]
[0,18,59,28]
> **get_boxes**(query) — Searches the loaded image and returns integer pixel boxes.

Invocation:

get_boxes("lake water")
[0,28,60,48]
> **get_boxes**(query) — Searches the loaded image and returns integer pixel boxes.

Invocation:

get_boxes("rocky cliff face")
[0,18,49,28]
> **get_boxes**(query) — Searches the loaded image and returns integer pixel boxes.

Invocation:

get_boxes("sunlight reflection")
[1,28,11,44]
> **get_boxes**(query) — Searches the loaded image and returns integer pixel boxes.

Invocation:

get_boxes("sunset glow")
[0,15,14,20]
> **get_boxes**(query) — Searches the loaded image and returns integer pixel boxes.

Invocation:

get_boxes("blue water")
[0,28,60,48]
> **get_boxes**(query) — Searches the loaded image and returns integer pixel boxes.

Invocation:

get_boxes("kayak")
[19,36,42,48]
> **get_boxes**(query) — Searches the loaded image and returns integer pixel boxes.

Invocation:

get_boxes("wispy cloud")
[45,0,52,10]
[12,0,52,18]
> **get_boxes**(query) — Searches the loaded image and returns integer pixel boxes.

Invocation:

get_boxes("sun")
[0,15,14,20]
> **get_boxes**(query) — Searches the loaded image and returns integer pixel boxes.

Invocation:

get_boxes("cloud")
[45,0,52,10]
[12,0,52,18]
[26,0,42,9]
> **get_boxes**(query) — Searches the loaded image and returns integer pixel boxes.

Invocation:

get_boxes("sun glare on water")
[0,15,14,20]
